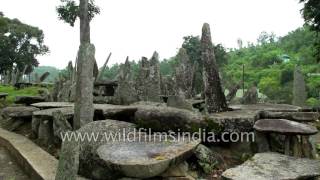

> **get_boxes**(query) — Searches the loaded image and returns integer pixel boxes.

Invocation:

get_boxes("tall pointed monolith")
[201,23,228,113]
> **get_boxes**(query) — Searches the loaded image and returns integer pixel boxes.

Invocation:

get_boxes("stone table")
[254,119,318,157]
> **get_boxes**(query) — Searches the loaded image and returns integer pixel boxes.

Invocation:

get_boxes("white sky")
[1,0,304,69]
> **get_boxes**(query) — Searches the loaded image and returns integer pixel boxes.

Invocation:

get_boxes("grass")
[0,85,47,105]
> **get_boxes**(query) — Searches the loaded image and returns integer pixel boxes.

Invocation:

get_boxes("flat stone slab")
[261,111,320,122]
[15,96,45,105]
[208,110,259,132]
[230,103,301,112]
[0,93,8,98]
[33,107,74,119]
[222,152,320,180]
[2,106,39,118]
[31,102,74,109]
[254,119,318,135]
[97,136,200,178]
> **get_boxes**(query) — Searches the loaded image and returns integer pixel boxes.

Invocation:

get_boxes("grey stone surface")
[201,23,228,113]
[134,106,206,132]
[31,102,74,109]
[1,106,39,118]
[261,111,319,122]
[77,120,136,179]
[52,111,73,139]
[55,134,80,180]
[241,86,258,104]
[73,43,95,129]
[167,93,193,111]
[229,103,301,112]
[194,144,224,174]
[114,57,138,105]
[175,48,194,98]
[14,96,45,105]
[136,53,161,102]
[222,152,320,180]
[58,80,72,102]
[97,135,200,178]
[208,110,259,132]
[254,119,318,135]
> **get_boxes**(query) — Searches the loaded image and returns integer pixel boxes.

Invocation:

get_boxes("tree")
[57,0,99,129]
[300,0,320,62]
[0,15,49,75]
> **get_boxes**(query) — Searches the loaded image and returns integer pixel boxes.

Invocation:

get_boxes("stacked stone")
[175,48,194,99]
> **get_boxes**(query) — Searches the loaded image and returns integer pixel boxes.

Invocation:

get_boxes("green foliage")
[56,0,100,27]
[0,15,49,74]
[0,85,46,104]
[300,0,320,62]
[306,97,320,107]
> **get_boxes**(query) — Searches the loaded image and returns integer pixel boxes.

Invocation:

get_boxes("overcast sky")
[1,0,304,69]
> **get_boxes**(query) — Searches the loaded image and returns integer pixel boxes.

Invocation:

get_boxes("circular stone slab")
[31,102,74,109]
[97,136,200,178]
[254,119,318,135]
[2,106,40,118]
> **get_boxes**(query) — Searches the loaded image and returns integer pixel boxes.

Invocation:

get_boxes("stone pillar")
[147,51,161,102]
[73,43,95,129]
[292,66,307,107]
[175,48,194,98]
[201,23,228,113]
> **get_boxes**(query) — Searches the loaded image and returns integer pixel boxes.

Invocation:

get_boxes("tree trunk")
[79,0,90,44]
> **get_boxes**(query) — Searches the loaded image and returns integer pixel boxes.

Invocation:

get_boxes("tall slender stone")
[147,51,161,102]
[114,57,138,105]
[175,48,194,98]
[136,57,150,100]
[201,23,228,113]
[73,43,95,129]
[292,66,307,107]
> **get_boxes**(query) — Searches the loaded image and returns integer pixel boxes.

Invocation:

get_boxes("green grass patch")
[0,85,47,105]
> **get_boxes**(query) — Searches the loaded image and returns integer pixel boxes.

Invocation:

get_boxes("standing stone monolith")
[136,57,150,100]
[292,66,307,107]
[114,57,138,105]
[147,52,161,102]
[73,43,95,129]
[201,23,228,113]
[136,53,161,102]
[175,48,194,98]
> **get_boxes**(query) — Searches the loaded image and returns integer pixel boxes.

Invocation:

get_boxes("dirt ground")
[0,146,30,180]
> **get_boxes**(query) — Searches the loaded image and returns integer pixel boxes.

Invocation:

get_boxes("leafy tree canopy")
[56,0,100,27]
[0,15,49,74]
